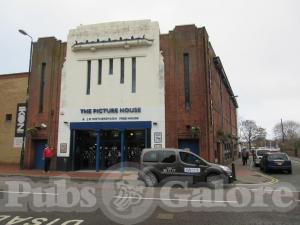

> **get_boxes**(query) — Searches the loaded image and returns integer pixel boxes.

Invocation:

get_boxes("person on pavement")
[242,149,249,165]
[42,144,54,173]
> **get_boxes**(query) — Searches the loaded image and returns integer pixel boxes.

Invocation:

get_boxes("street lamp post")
[18,29,33,169]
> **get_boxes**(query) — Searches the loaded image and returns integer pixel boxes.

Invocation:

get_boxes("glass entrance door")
[125,130,146,163]
[100,130,121,169]
[74,130,97,170]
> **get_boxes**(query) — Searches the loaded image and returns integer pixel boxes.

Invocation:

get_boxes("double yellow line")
[256,172,279,185]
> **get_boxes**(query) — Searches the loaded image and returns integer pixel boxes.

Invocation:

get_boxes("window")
[143,151,158,162]
[183,53,190,110]
[86,60,91,95]
[160,151,176,163]
[39,63,46,113]
[210,100,214,126]
[268,154,288,160]
[208,59,212,94]
[120,58,124,84]
[109,58,113,75]
[5,114,12,122]
[98,60,102,85]
[132,57,136,93]
[180,152,205,165]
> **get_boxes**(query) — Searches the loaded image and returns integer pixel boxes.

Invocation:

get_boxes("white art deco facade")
[57,20,165,171]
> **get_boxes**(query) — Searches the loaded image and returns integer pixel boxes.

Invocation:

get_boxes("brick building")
[161,25,238,164]
[0,72,28,165]
[23,37,66,169]
[18,21,237,170]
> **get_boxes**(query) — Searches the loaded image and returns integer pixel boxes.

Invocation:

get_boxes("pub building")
[28,20,165,171]
[22,20,238,171]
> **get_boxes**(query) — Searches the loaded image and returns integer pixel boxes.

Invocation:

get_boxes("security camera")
[40,123,47,129]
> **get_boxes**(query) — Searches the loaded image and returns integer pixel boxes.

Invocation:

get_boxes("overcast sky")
[1,0,299,138]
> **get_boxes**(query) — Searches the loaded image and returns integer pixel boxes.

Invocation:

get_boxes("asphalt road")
[0,160,299,225]
[257,159,300,189]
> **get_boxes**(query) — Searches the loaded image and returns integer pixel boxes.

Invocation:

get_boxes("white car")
[254,148,280,166]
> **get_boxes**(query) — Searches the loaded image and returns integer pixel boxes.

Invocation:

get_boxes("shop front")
[69,121,151,171]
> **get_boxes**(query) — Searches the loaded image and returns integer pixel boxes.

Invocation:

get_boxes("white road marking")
[0,190,58,196]
[247,188,300,193]
[113,196,238,203]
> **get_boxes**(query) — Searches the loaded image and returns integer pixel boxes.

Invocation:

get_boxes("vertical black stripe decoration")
[132,57,136,93]
[87,60,91,95]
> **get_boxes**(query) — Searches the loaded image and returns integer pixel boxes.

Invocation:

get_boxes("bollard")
[232,163,236,181]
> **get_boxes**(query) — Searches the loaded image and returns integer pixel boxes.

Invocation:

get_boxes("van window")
[180,152,203,165]
[143,151,158,162]
[257,150,269,156]
[160,151,176,163]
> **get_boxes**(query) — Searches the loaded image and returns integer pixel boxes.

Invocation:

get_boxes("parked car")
[138,148,233,187]
[260,152,292,174]
[254,147,280,166]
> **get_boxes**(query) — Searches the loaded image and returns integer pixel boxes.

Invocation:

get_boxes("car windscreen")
[257,150,269,156]
[267,154,288,161]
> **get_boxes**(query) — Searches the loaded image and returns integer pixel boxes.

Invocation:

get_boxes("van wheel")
[206,174,224,189]
[143,172,158,187]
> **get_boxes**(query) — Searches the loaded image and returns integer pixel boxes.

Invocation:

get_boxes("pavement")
[233,158,277,185]
[0,164,138,181]
[0,159,275,185]
[289,156,300,163]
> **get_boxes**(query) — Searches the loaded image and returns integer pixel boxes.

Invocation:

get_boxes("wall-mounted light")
[64,121,69,125]
[34,123,47,130]
[153,122,158,126]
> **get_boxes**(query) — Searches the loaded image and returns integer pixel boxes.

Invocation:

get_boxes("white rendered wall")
[57,20,165,157]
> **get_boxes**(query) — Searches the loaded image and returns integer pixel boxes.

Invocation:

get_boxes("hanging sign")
[15,103,26,137]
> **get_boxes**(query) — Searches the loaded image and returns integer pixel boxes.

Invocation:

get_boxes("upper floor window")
[183,53,190,110]
[208,59,212,94]
[120,58,124,84]
[86,60,91,95]
[39,63,46,113]
[132,57,136,93]
[109,58,113,75]
[98,60,102,85]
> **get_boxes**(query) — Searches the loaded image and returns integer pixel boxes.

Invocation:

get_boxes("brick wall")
[161,25,238,164]
[160,25,211,160]
[0,73,28,165]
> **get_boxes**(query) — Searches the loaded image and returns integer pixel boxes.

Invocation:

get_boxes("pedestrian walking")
[242,149,249,166]
[42,144,54,173]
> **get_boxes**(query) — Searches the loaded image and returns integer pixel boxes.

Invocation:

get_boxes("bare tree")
[273,120,300,141]
[240,120,267,150]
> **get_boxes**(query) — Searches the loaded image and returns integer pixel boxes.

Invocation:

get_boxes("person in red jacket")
[42,144,54,173]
